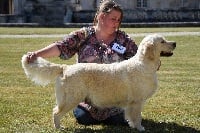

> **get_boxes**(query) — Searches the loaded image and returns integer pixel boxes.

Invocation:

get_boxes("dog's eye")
[161,40,166,43]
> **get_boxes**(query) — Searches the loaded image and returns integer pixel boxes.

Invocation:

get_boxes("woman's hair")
[93,0,123,27]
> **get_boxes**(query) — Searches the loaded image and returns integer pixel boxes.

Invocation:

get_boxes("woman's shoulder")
[75,26,95,38]
[67,26,95,40]
[117,29,129,37]
[116,29,133,42]
[79,26,95,34]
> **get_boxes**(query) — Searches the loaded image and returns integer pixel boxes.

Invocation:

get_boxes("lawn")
[0,27,199,133]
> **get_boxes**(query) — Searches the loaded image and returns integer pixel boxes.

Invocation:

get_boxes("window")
[75,0,80,4]
[137,0,148,8]
[0,0,13,14]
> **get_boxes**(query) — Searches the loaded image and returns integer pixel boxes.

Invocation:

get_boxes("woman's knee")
[73,106,99,125]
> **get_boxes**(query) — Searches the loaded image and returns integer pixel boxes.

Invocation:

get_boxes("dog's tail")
[21,55,64,86]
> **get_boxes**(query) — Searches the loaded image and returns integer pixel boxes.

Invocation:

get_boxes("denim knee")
[73,106,100,125]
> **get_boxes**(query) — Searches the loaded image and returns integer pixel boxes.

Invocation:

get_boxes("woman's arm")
[34,43,60,58]
[26,27,89,63]
[26,43,60,63]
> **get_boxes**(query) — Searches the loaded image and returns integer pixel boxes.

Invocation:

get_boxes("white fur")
[21,34,176,131]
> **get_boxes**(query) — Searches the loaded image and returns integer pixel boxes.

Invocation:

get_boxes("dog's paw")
[128,121,145,132]
[136,125,145,132]
[53,114,60,129]
[53,123,60,129]
[60,126,66,131]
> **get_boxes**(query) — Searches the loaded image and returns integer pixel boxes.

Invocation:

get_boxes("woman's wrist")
[26,51,38,63]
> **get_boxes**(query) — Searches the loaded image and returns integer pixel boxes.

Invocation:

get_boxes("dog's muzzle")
[160,42,176,57]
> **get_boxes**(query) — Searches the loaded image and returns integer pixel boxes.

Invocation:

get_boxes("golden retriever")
[21,34,176,131]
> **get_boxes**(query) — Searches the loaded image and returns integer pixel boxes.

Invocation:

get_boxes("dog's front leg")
[125,101,145,132]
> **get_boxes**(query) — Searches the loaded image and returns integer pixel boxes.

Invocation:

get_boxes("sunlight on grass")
[0,28,199,133]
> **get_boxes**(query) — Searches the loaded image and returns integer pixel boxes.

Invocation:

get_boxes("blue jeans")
[73,106,129,126]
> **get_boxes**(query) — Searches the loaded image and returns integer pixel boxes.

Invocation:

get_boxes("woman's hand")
[26,52,37,64]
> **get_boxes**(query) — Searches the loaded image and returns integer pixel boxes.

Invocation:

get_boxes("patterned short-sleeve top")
[56,26,138,120]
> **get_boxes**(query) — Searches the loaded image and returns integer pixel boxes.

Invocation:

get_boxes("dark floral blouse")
[56,26,138,121]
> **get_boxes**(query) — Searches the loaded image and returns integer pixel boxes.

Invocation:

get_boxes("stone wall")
[122,9,200,22]
[0,0,199,25]
[72,9,200,23]
[23,0,67,25]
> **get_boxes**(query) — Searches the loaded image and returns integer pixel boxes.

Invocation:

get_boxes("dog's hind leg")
[53,83,85,128]
[53,91,67,129]
[53,103,74,129]
[53,106,62,129]
[53,77,87,129]
[53,90,75,129]
[53,97,82,129]
[125,101,145,131]
[53,80,70,129]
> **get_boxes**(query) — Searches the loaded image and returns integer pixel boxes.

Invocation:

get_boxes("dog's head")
[139,34,176,60]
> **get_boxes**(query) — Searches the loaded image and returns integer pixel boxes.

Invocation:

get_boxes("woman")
[26,0,138,126]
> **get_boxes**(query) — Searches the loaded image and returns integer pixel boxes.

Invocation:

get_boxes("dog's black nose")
[173,42,176,48]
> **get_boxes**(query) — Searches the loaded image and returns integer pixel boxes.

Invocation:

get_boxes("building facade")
[0,0,199,25]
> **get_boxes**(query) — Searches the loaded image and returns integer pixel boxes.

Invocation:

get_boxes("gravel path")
[0,32,199,38]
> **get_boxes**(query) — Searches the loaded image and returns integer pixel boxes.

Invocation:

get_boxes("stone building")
[0,0,199,25]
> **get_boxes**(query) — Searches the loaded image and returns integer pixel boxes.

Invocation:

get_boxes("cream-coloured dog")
[21,34,176,131]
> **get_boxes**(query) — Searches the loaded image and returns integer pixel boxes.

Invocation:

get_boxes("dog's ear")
[144,43,155,60]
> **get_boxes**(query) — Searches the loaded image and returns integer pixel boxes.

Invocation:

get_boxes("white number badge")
[112,43,126,54]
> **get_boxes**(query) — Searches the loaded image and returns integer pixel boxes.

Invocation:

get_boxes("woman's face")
[100,9,122,34]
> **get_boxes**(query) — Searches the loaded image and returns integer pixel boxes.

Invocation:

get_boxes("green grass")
[0,28,199,133]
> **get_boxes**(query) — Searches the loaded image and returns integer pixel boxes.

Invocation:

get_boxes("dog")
[21,34,176,131]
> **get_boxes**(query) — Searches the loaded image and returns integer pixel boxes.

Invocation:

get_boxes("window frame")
[137,0,148,8]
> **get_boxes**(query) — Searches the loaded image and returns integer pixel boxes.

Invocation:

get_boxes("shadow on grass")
[61,119,199,133]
